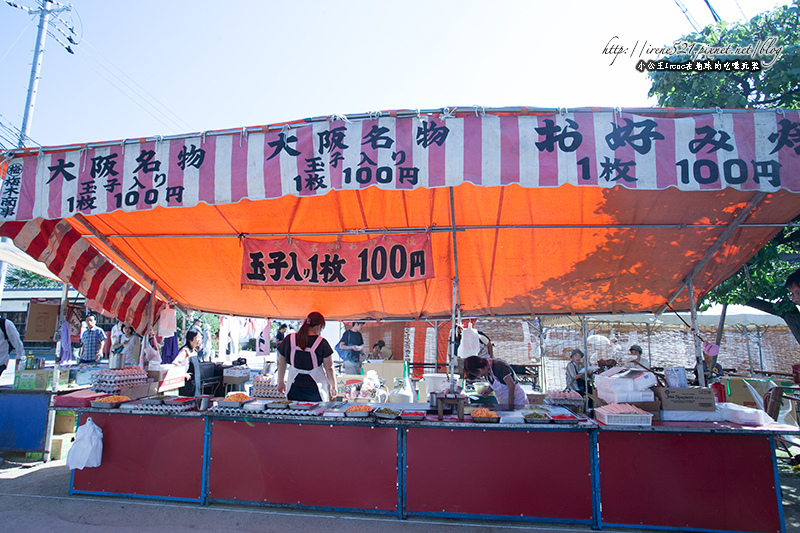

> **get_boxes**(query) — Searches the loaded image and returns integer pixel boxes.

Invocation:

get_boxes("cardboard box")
[24,300,59,342]
[335,374,363,397]
[119,381,158,400]
[223,366,250,378]
[526,392,547,405]
[589,394,662,421]
[722,377,771,409]
[147,368,170,383]
[13,369,69,390]
[150,366,190,393]
[51,432,75,460]
[362,361,406,385]
[653,386,716,411]
[53,411,77,434]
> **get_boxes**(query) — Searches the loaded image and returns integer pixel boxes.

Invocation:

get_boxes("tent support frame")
[72,214,176,312]
[688,278,705,387]
[657,192,767,316]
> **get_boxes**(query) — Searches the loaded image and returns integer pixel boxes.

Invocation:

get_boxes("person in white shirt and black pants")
[0,317,25,377]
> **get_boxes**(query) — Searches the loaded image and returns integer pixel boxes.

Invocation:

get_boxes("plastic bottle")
[26,352,34,370]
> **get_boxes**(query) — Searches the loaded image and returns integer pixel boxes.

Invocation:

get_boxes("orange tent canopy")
[1,107,798,326]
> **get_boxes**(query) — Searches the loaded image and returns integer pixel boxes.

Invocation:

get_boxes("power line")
[703,0,722,23]
[0,13,35,66]
[77,38,195,133]
[69,50,191,135]
[673,0,701,32]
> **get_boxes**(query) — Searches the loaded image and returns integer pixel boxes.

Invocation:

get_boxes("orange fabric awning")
[1,108,798,325]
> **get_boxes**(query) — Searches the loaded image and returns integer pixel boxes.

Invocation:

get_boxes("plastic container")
[596,411,653,426]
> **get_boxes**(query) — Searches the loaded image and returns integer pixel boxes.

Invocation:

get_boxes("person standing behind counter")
[277,312,337,401]
[463,355,529,409]
[79,314,106,363]
[0,317,25,377]
[565,349,592,396]
[338,321,366,375]
[173,330,201,371]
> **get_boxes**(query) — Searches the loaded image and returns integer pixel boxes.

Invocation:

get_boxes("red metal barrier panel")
[208,420,399,511]
[405,427,593,520]
[72,413,205,500]
[598,431,780,533]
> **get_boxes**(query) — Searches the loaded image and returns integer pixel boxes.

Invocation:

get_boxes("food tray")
[141,396,166,405]
[91,400,122,409]
[217,398,254,408]
[344,407,373,417]
[289,402,318,410]
[524,414,552,424]
[243,400,268,411]
[596,411,653,426]
[471,416,501,423]
[400,411,427,421]
[549,415,582,424]
[163,396,197,406]
[267,400,292,409]
[373,409,401,419]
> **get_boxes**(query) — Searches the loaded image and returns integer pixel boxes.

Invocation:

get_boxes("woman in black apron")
[276,312,337,401]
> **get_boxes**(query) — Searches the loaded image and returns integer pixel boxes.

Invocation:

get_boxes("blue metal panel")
[200,416,211,507]
[0,391,50,451]
[770,435,787,533]
[590,428,602,530]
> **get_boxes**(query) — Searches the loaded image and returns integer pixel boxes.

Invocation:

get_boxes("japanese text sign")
[3,110,800,222]
[241,234,434,287]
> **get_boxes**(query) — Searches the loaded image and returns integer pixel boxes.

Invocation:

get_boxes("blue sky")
[0,0,790,148]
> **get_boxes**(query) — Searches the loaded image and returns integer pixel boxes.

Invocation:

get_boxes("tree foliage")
[648,1,800,343]
[648,1,800,109]
[4,265,61,289]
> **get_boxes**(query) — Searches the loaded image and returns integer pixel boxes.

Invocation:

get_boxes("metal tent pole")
[448,187,461,391]
[756,326,764,372]
[582,316,590,412]
[538,320,547,392]
[742,326,754,376]
[142,281,158,369]
[688,278,705,387]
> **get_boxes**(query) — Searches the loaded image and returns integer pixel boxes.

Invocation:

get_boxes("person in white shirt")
[0,317,25,377]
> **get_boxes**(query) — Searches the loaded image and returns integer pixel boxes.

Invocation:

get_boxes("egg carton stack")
[251,375,284,399]
[91,368,149,394]
[545,389,583,407]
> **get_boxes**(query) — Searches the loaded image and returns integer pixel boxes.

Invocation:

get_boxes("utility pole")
[18,0,53,148]
[6,0,75,148]
[2,0,75,303]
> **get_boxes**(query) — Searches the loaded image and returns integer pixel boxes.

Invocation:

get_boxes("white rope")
[439,107,456,120]
[473,105,485,117]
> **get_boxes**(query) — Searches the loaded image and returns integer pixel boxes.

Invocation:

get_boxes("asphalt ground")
[1,452,799,533]
[2,354,799,532]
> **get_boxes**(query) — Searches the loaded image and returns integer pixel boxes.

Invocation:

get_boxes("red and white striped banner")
[0,219,162,333]
[2,110,799,221]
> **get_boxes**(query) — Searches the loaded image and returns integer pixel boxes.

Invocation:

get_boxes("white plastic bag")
[66,417,103,470]
[158,306,177,338]
[459,322,480,358]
